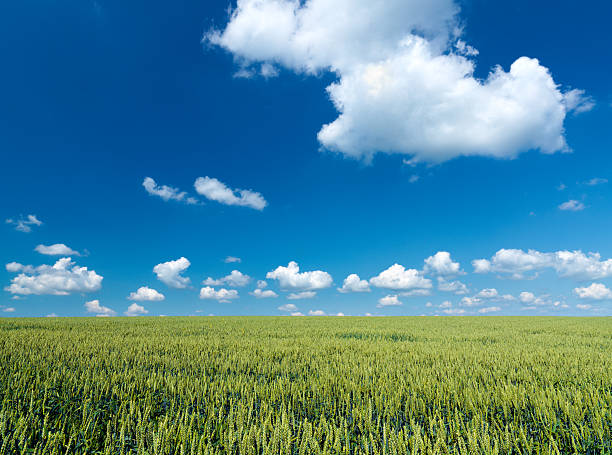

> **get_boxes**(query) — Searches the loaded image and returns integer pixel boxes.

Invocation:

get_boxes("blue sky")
[1,0,611,317]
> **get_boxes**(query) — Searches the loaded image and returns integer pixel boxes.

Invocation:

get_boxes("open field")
[0,317,610,454]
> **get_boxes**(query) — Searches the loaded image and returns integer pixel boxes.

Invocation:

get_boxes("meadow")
[0,316,610,454]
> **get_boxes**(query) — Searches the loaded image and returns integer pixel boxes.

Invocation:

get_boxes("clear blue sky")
[1,0,611,317]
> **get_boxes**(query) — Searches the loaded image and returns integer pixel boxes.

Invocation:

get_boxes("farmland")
[0,317,610,454]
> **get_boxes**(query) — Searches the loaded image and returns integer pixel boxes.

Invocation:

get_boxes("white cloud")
[559,200,585,211]
[278,303,298,312]
[128,286,165,302]
[574,283,612,300]
[256,280,267,289]
[199,286,239,302]
[250,288,278,298]
[437,278,468,295]
[287,291,316,300]
[338,273,370,293]
[194,176,267,210]
[204,270,251,287]
[84,299,116,317]
[460,296,481,307]
[35,244,81,256]
[125,303,148,317]
[401,288,432,296]
[153,257,191,289]
[143,177,198,204]
[2,307,16,313]
[478,306,501,314]
[472,249,612,281]
[475,288,498,299]
[308,310,326,316]
[424,252,462,276]
[208,0,585,164]
[576,303,592,310]
[377,294,402,307]
[584,177,607,186]
[442,308,465,315]
[291,312,304,316]
[519,291,536,303]
[266,261,332,290]
[6,214,43,233]
[370,264,431,290]
[439,300,453,309]
[224,256,242,263]
[4,257,103,296]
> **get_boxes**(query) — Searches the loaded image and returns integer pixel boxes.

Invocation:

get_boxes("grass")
[0,316,610,454]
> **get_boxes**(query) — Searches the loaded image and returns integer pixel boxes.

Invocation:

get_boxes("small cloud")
[6,214,43,233]
[574,283,612,300]
[584,177,607,186]
[260,63,279,78]
[85,300,116,317]
[308,310,326,316]
[442,308,465,315]
[204,270,250,287]
[478,306,501,314]
[125,303,148,317]
[377,295,402,308]
[35,244,80,256]
[557,183,566,191]
[153,257,191,289]
[199,286,239,302]
[278,303,298,312]
[558,200,585,211]
[128,286,165,302]
[338,274,370,293]
[576,303,592,310]
[287,291,316,300]
[143,177,198,204]
[2,307,15,313]
[564,88,595,115]
[224,256,242,263]
[194,176,267,210]
[408,174,419,183]
[250,288,278,299]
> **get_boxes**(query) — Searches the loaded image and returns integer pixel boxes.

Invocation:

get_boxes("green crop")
[0,316,610,454]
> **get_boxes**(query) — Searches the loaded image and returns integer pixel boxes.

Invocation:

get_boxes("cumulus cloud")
[199,286,239,302]
[287,291,316,300]
[128,286,165,302]
[437,278,468,295]
[576,303,592,310]
[370,264,431,290]
[125,303,148,316]
[266,261,332,290]
[519,292,536,303]
[224,256,242,263]
[250,288,278,298]
[308,310,326,316]
[204,270,251,287]
[35,244,80,256]
[475,288,498,299]
[478,306,501,314]
[143,177,198,204]
[424,252,462,276]
[574,283,612,300]
[518,291,565,308]
[208,0,586,164]
[256,280,267,289]
[194,177,267,210]
[338,274,370,293]
[84,299,116,317]
[4,257,103,296]
[377,294,402,307]
[153,257,191,288]
[6,214,42,233]
[278,303,298,312]
[559,200,585,211]
[460,296,481,307]
[472,249,612,281]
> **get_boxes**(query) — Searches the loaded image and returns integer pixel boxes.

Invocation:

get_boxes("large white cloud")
[424,252,462,276]
[204,270,251,287]
[370,264,431,290]
[194,177,267,210]
[208,0,589,163]
[266,261,332,290]
[153,257,191,288]
[128,286,165,302]
[199,286,239,302]
[574,283,612,300]
[35,244,80,256]
[337,273,370,293]
[84,299,116,317]
[472,249,612,281]
[5,257,103,296]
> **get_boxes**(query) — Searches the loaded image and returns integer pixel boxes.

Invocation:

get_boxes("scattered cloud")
[308,310,326,316]
[460,296,481,307]
[2,307,16,313]
[6,215,42,233]
[250,288,278,298]
[291,312,304,316]
[442,308,465,315]
[35,244,80,256]
[128,286,165,302]
[559,200,585,211]
[125,303,148,316]
[143,177,198,204]
[424,252,462,276]
[278,303,298,312]
[84,299,116,317]
[153,257,191,288]
[287,291,316,300]
[475,288,498,299]
[584,177,608,186]
[338,273,370,293]
[519,291,536,303]
[370,264,431,291]
[204,270,251,287]
[576,303,593,310]
[266,261,332,290]
[224,256,242,263]
[401,288,432,297]
[437,278,468,295]
[5,257,103,295]
[208,0,585,164]
[574,283,612,300]
[199,286,239,302]
[377,294,402,308]
[194,176,267,210]
[478,306,501,314]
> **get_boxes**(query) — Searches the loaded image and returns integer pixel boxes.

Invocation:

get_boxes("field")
[0,317,610,454]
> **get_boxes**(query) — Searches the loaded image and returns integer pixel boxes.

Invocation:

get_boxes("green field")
[0,317,610,454]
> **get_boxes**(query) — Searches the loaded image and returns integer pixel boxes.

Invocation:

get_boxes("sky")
[1,0,612,317]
